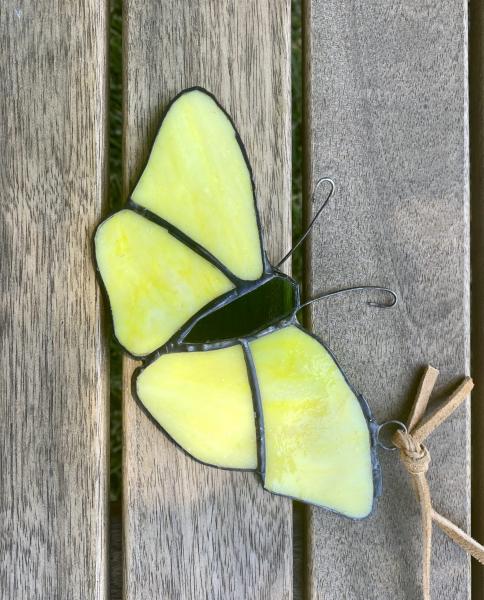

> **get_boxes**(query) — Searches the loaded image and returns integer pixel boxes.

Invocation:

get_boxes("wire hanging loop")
[276,177,335,269]
[376,420,408,451]
[294,285,398,317]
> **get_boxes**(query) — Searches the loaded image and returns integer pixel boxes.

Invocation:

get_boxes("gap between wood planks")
[469,1,484,598]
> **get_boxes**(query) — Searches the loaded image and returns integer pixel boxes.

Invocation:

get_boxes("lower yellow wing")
[136,344,257,469]
[250,325,376,519]
[134,324,377,518]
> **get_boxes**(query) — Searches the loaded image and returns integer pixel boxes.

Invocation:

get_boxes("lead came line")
[240,339,266,478]
[126,198,242,284]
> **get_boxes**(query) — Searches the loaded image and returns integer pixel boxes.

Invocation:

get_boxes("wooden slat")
[0,2,109,598]
[304,1,470,598]
[122,2,292,598]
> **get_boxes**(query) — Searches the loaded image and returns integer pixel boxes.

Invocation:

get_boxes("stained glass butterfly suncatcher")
[95,87,392,520]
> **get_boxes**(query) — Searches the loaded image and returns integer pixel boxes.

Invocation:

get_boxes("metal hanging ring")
[376,420,408,451]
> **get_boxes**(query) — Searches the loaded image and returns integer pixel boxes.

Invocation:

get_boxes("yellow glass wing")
[250,325,374,519]
[95,210,234,356]
[131,88,264,281]
[134,323,375,518]
[136,345,257,469]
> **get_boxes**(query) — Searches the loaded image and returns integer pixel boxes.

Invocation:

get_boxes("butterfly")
[95,87,394,519]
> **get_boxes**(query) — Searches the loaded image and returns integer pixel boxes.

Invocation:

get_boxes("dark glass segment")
[184,275,298,343]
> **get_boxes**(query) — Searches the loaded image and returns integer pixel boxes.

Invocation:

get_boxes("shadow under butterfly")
[94,87,397,520]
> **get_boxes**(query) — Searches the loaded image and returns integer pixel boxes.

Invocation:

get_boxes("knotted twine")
[391,366,484,599]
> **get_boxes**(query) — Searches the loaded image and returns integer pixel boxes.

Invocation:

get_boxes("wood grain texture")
[303,1,470,598]
[122,2,292,598]
[0,1,109,599]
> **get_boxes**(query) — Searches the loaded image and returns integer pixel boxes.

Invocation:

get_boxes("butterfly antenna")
[276,177,335,269]
[295,286,397,315]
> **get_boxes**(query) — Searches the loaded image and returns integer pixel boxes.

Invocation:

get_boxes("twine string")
[391,366,484,600]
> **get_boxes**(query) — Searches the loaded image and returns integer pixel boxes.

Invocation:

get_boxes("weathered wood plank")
[303,1,470,598]
[0,2,109,598]
[122,2,292,598]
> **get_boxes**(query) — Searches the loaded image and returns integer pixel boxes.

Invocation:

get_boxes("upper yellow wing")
[131,88,264,281]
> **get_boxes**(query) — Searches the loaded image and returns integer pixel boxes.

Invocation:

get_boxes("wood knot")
[393,430,431,476]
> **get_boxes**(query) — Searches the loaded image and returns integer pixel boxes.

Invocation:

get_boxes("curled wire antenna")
[276,177,335,269]
[295,286,397,316]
